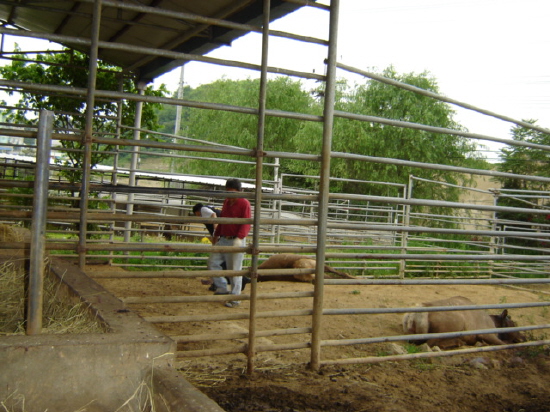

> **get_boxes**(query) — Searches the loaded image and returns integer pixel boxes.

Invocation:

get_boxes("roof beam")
[108,0,165,43]
[126,0,257,75]
[54,2,82,35]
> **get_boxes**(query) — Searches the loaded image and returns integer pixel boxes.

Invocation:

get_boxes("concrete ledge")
[0,257,223,411]
[150,366,225,412]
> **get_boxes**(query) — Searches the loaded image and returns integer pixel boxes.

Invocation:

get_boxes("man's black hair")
[226,178,242,191]
[193,203,204,213]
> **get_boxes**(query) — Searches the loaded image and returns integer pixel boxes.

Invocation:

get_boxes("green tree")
[494,120,550,251]
[181,77,315,179]
[0,46,167,184]
[157,85,193,136]
[156,68,486,211]
[293,67,483,201]
[497,120,550,191]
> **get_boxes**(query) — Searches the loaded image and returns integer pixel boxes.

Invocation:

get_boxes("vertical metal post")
[123,82,146,243]
[247,0,270,375]
[489,192,499,277]
[27,109,54,335]
[78,0,102,268]
[112,76,124,189]
[399,176,413,278]
[271,158,280,243]
[108,76,124,264]
[310,0,340,371]
[276,174,284,244]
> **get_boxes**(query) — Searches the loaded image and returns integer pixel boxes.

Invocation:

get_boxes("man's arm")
[211,213,218,234]
[213,217,221,242]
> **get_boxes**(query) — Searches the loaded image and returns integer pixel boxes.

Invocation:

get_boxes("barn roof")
[0,0,316,82]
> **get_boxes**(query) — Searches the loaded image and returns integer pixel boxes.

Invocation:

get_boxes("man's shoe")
[241,276,251,291]
[225,301,240,308]
[214,290,229,295]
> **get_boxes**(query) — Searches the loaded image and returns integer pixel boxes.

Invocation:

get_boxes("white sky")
[153,0,550,161]
[2,0,549,161]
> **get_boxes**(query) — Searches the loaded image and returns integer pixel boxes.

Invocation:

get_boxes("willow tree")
[293,67,484,202]
[181,76,315,180]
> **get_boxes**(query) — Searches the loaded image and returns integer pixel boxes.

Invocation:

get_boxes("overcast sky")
[2,1,548,162]
[153,0,550,161]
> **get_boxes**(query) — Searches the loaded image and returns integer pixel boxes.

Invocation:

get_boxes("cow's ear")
[501,309,508,319]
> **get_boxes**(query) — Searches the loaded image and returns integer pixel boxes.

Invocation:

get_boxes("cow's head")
[492,310,525,343]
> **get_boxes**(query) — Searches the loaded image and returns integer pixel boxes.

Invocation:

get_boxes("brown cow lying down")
[257,254,355,282]
[402,296,524,349]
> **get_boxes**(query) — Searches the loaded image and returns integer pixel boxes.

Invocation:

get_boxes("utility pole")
[174,64,184,135]
[171,65,184,174]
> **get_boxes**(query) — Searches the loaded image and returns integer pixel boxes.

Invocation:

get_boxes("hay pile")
[0,224,104,335]
[0,260,27,334]
[0,258,105,335]
[0,224,25,243]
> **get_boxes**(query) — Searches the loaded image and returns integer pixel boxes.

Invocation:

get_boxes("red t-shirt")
[214,197,251,239]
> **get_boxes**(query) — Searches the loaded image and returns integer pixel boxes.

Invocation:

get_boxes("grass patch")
[515,344,549,359]
[410,359,438,371]
[404,343,423,354]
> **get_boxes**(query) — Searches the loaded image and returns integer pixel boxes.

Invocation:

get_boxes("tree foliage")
[159,68,485,207]
[496,120,550,191]
[494,120,550,251]
[0,46,166,183]
[156,85,193,136]
[291,67,483,201]
[179,77,315,179]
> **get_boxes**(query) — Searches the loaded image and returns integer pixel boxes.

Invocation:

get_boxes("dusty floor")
[90,265,550,412]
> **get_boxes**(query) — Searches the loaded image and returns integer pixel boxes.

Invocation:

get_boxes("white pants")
[208,237,245,296]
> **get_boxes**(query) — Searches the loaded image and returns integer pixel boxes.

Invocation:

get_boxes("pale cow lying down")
[402,296,524,349]
[257,254,355,282]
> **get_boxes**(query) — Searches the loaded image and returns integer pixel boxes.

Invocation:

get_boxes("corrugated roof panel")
[0,0,312,82]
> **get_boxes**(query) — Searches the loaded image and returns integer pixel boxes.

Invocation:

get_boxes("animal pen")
[1,0,550,378]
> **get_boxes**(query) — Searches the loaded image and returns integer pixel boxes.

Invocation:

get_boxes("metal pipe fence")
[1,0,550,372]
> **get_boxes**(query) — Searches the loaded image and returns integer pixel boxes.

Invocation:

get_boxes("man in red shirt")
[209,178,251,307]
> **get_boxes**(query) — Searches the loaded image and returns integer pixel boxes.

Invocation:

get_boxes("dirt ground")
[90,265,550,412]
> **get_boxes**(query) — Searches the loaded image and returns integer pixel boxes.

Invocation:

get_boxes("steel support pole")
[272,157,280,243]
[27,109,53,335]
[123,82,146,243]
[78,0,102,268]
[399,176,413,278]
[310,0,340,371]
[247,0,270,375]
[108,76,124,264]
[112,76,124,187]
[489,192,499,277]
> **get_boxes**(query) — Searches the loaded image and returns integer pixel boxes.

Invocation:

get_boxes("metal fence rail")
[1,0,550,373]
